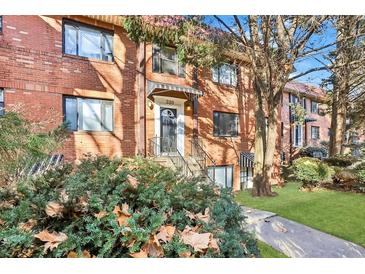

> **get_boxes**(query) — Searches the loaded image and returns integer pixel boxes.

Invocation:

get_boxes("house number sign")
[165,100,175,105]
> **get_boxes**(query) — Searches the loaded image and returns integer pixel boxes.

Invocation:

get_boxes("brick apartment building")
[0,15,282,190]
[281,82,330,162]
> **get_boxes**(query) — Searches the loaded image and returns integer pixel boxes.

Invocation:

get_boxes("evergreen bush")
[291,157,334,188]
[0,156,258,258]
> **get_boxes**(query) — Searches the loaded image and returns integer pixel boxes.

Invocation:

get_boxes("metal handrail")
[149,136,193,177]
[190,137,216,182]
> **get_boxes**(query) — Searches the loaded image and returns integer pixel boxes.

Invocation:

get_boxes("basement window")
[208,165,233,188]
[0,88,4,116]
[213,111,239,137]
[62,20,114,62]
[63,96,113,132]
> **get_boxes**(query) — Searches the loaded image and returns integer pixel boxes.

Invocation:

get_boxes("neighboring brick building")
[281,82,330,162]
[0,15,282,191]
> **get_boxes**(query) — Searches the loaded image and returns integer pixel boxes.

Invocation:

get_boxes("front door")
[160,107,177,154]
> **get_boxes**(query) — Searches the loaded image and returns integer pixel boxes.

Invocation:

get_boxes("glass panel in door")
[160,107,177,154]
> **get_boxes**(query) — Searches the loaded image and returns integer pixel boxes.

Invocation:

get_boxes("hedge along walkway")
[242,206,365,258]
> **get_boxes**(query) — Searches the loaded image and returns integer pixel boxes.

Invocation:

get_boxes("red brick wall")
[0,15,141,162]
[280,91,331,161]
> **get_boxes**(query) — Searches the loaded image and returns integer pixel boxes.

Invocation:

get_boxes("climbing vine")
[121,16,231,68]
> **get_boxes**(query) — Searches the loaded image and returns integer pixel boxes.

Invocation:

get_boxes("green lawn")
[236,182,365,247]
[257,241,288,258]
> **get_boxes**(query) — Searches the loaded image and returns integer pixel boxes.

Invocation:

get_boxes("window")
[0,88,4,116]
[311,126,320,140]
[0,16,3,33]
[63,20,114,62]
[208,165,233,188]
[301,98,307,110]
[63,96,113,131]
[281,122,284,137]
[211,63,237,86]
[311,100,319,114]
[152,45,185,77]
[293,124,303,147]
[328,128,331,137]
[213,111,239,137]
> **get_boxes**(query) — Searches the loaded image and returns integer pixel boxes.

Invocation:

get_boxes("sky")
[205,16,337,89]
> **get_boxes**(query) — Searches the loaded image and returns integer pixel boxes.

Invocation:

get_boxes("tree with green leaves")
[122,16,328,196]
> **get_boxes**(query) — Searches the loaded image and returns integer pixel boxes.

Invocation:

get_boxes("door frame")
[154,96,186,156]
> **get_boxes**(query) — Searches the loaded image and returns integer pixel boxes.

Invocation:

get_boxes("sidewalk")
[242,206,365,258]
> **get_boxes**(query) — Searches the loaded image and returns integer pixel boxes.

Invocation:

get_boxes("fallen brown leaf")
[67,250,92,258]
[18,219,37,232]
[34,230,68,252]
[130,249,148,258]
[127,174,139,189]
[94,211,108,219]
[184,210,196,220]
[144,235,164,258]
[113,203,131,226]
[180,226,212,252]
[178,250,192,258]
[156,225,176,243]
[45,201,64,217]
[195,208,210,223]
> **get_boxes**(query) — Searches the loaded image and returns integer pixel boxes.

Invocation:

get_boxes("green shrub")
[291,157,334,188]
[299,146,328,159]
[0,111,67,186]
[324,155,357,167]
[0,156,258,258]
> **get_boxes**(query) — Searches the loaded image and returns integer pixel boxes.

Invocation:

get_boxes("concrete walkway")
[242,206,365,258]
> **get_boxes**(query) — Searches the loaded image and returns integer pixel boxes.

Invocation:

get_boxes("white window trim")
[293,124,303,147]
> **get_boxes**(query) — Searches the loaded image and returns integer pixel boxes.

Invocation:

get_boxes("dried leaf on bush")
[45,201,64,217]
[67,250,92,258]
[184,210,196,220]
[0,200,15,209]
[195,208,210,223]
[144,235,164,258]
[18,219,37,232]
[130,249,148,258]
[94,211,108,219]
[127,174,139,189]
[0,219,5,226]
[156,225,176,243]
[34,230,68,252]
[180,226,219,253]
[178,250,192,258]
[113,203,131,226]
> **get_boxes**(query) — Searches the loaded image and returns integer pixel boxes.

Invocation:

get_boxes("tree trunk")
[329,85,347,156]
[251,84,278,197]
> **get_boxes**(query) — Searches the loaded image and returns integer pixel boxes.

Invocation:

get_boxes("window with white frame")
[211,63,237,86]
[63,96,113,132]
[311,126,320,140]
[293,124,303,147]
[311,100,319,114]
[213,111,239,137]
[152,45,185,77]
[208,165,233,188]
[0,88,4,116]
[63,20,114,62]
